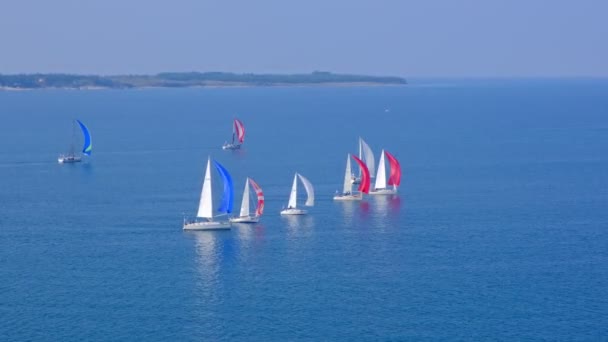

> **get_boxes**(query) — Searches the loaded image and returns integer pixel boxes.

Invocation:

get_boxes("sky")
[0,0,606,77]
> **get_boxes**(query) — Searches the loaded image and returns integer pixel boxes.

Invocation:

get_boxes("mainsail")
[374,150,387,189]
[342,154,353,193]
[287,174,298,208]
[197,159,213,218]
[359,138,375,177]
[239,178,251,217]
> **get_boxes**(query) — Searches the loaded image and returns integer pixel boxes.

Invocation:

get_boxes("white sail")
[287,173,298,208]
[360,138,376,177]
[239,178,251,217]
[298,174,315,207]
[374,150,387,190]
[343,154,352,193]
[197,158,213,218]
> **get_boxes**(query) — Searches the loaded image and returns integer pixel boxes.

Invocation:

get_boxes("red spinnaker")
[234,119,245,143]
[248,177,264,216]
[352,155,370,194]
[385,150,401,186]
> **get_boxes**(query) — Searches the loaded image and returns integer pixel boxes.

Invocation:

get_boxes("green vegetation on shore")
[0,71,406,89]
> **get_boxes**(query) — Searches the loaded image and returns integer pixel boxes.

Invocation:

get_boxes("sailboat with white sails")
[280,173,314,215]
[183,157,234,230]
[351,138,375,184]
[222,118,245,150]
[369,149,402,195]
[230,177,265,223]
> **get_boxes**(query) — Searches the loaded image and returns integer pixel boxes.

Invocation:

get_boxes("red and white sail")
[352,155,370,193]
[234,119,245,144]
[248,177,264,216]
[385,150,401,187]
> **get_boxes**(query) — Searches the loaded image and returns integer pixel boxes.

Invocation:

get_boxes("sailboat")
[230,177,264,223]
[222,118,245,150]
[280,173,314,215]
[369,150,402,195]
[334,154,371,200]
[351,138,375,184]
[183,157,233,230]
[58,119,92,163]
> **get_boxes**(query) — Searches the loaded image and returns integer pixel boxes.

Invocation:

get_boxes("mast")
[358,138,362,177]
[69,120,76,156]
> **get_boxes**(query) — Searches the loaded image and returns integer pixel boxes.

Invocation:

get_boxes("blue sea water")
[1,80,607,341]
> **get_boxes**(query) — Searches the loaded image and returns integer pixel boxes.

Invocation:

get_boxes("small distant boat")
[230,177,264,223]
[58,119,92,163]
[281,173,314,215]
[183,157,233,230]
[222,118,245,150]
[351,138,375,184]
[369,150,401,195]
[334,154,370,201]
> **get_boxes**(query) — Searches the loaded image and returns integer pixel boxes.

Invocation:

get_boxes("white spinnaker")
[298,174,315,206]
[374,150,387,190]
[343,154,352,193]
[239,178,250,217]
[287,173,298,208]
[360,138,375,177]
[197,158,213,218]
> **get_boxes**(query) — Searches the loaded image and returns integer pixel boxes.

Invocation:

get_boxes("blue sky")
[0,0,606,77]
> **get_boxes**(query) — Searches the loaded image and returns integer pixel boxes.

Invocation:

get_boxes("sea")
[1,79,607,341]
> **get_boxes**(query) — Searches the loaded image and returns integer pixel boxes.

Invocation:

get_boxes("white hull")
[183,220,231,230]
[280,208,307,215]
[58,155,82,164]
[369,188,397,195]
[222,143,241,150]
[333,193,363,201]
[229,215,260,223]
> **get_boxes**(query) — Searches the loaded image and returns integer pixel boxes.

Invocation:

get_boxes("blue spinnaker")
[76,120,92,156]
[213,160,234,214]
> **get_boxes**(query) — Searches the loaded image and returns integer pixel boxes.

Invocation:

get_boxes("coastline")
[0,82,406,91]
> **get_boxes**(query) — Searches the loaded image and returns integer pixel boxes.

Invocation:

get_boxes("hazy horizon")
[1,0,606,77]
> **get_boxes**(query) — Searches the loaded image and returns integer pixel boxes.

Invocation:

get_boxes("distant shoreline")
[0,72,407,90]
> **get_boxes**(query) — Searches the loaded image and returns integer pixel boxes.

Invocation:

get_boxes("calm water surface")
[1,80,607,340]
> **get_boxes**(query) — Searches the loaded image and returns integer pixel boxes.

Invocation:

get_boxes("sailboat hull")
[183,220,231,230]
[333,193,363,201]
[369,188,397,195]
[229,215,260,223]
[280,208,307,215]
[222,143,241,150]
[58,155,82,164]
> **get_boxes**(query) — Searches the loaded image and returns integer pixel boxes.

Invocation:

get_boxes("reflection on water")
[359,200,371,220]
[282,215,315,238]
[191,232,221,286]
[389,195,402,215]
[337,201,356,226]
[233,223,266,245]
